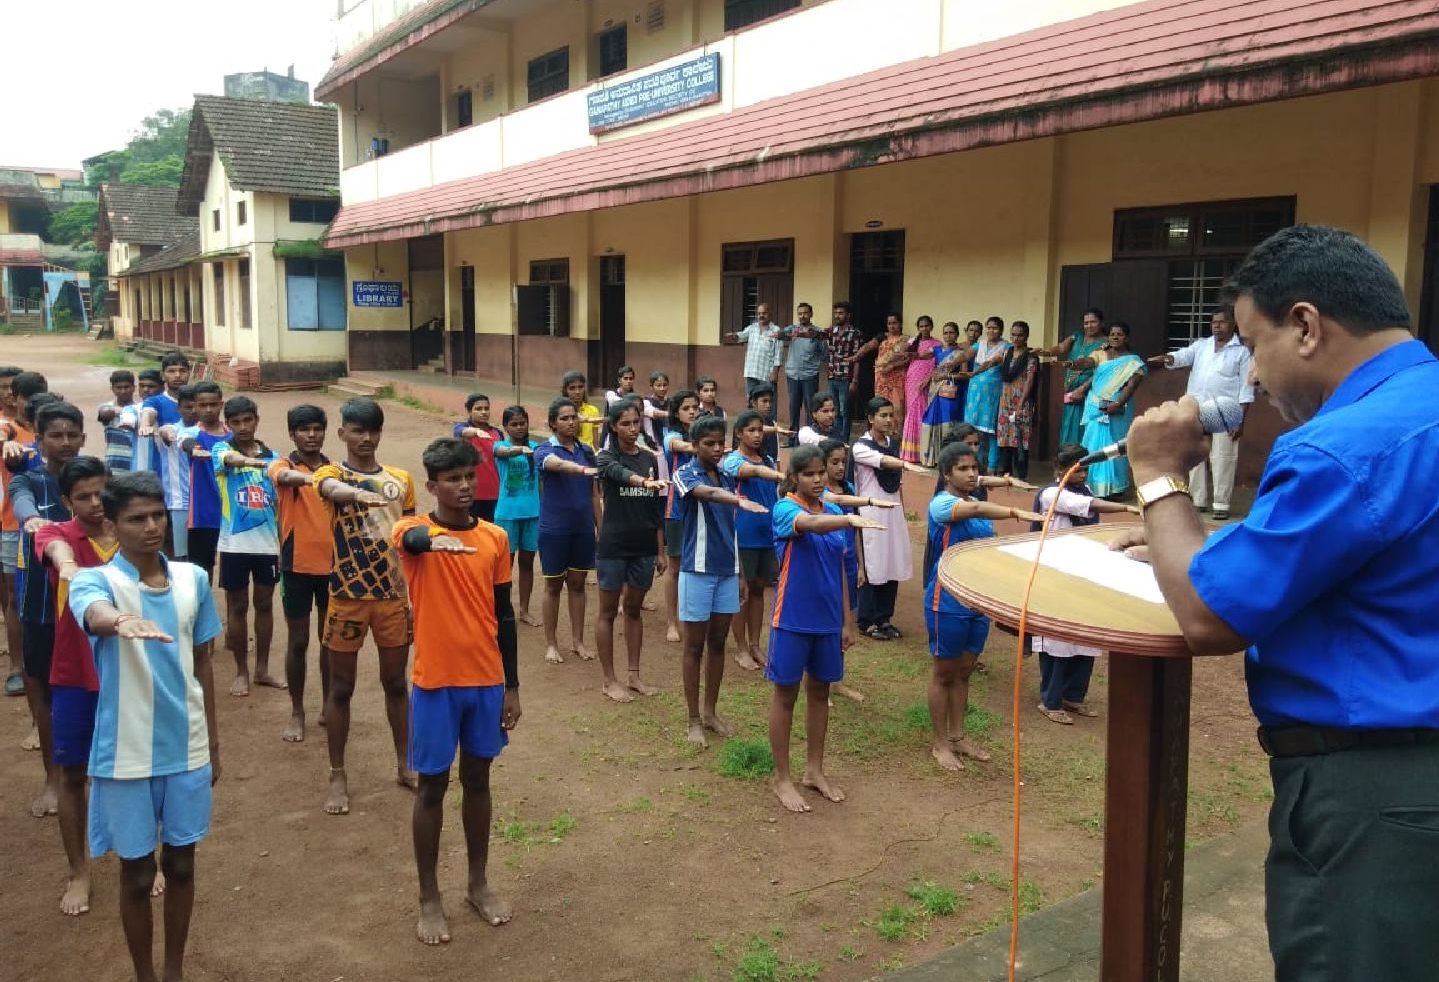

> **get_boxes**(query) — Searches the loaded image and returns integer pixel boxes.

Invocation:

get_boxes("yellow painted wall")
[0,202,10,234]
[591,197,692,344]
[589,0,693,70]
[344,241,411,332]
[509,3,587,109]
[515,211,591,338]
[443,28,510,130]
[335,75,444,168]
[448,225,513,335]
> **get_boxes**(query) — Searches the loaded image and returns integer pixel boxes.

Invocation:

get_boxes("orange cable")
[1008,461,1085,982]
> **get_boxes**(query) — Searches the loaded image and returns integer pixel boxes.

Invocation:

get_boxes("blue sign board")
[352,280,404,308]
[587,53,722,134]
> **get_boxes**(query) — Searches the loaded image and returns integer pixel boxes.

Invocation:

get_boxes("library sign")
[352,281,404,308]
[587,53,722,134]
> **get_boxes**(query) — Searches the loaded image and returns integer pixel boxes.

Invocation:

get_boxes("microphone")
[1078,395,1243,465]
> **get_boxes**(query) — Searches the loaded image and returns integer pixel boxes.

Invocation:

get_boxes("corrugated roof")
[177,96,340,216]
[122,229,202,276]
[315,0,498,101]
[96,184,197,249]
[326,0,1439,248]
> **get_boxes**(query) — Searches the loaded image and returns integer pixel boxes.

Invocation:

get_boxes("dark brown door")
[460,265,476,373]
[597,255,626,389]
[1420,186,1439,355]
[849,230,906,410]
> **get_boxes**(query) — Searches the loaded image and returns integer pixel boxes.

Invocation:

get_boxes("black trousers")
[1266,742,1439,980]
[188,527,220,582]
[857,580,898,628]
[1037,652,1094,709]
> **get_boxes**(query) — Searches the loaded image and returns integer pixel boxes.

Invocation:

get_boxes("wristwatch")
[1135,474,1191,512]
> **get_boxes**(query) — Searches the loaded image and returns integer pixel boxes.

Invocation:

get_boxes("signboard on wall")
[352,280,404,308]
[587,53,722,135]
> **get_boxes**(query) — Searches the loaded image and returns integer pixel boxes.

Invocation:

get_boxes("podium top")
[937,525,1196,657]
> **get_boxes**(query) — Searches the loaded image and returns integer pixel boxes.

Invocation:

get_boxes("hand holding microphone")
[1120,395,1242,483]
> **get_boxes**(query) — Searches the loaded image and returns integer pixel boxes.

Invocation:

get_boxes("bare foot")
[229,674,250,697]
[702,714,733,738]
[640,598,658,612]
[60,873,91,916]
[417,896,451,945]
[572,642,595,661]
[773,779,812,813]
[544,646,565,665]
[602,681,634,703]
[952,738,991,762]
[324,768,351,815]
[931,746,965,772]
[254,673,287,689]
[626,675,659,697]
[30,787,57,818]
[734,650,761,671]
[467,883,513,926]
[151,869,166,897]
[801,769,846,803]
[748,645,766,669]
[686,720,708,748]
[282,713,305,743]
[397,767,419,792]
[664,625,681,643]
[21,725,39,751]
[518,611,541,628]
[832,683,865,702]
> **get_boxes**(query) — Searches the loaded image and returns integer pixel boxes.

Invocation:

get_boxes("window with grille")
[238,259,252,330]
[455,89,473,128]
[1114,197,1294,347]
[596,25,627,78]
[236,201,247,227]
[724,0,800,31]
[518,259,571,337]
[289,198,340,224]
[720,239,793,339]
[600,255,625,286]
[212,264,225,325]
[527,47,569,104]
[851,231,904,273]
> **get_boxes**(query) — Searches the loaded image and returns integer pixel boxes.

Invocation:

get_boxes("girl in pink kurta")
[900,315,942,462]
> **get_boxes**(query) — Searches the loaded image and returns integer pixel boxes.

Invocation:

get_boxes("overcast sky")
[0,0,338,170]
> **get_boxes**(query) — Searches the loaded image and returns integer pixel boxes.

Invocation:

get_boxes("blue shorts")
[596,555,656,593]
[51,685,99,768]
[538,530,596,578]
[678,571,740,622]
[925,608,991,659]
[408,684,508,775]
[89,764,213,860]
[765,627,844,685]
[499,517,538,554]
[0,529,18,575]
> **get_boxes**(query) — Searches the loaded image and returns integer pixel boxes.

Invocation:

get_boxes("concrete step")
[331,376,392,398]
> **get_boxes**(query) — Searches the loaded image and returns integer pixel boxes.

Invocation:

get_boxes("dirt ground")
[0,336,1271,981]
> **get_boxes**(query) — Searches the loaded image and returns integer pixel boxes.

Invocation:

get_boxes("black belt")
[1257,725,1439,758]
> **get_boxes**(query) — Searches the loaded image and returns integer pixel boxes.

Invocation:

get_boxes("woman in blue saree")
[1066,321,1147,497]
[962,317,1010,472]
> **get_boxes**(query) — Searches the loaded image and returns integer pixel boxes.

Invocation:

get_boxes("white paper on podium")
[997,535,1166,605]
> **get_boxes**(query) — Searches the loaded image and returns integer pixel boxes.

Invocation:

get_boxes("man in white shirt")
[1148,306,1254,519]
[724,303,787,402]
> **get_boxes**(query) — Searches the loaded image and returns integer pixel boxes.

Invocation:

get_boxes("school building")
[320,0,1439,476]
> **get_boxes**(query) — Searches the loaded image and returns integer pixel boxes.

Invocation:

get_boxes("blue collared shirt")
[1190,340,1439,728]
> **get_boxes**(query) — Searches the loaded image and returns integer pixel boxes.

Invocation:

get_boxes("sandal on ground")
[880,624,902,640]
[4,671,23,697]
[863,625,890,641]
[1036,703,1074,725]
[1062,701,1098,717]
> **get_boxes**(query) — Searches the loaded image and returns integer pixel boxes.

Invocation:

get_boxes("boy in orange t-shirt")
[391,437,520,947]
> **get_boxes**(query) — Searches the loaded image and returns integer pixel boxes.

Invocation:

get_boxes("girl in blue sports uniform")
[923,441,1042,774]
[766,445,884,813]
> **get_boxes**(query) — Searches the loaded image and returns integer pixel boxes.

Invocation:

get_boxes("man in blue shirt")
[1122,225,1439,980]
[533,397,599,667]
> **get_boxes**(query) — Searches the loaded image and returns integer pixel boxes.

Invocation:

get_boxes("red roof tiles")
[326,0,1439,248]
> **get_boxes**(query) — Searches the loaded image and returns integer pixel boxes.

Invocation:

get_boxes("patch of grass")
[781,960,821,981]
[964,831,999,850]
[838,945,863,962]
[1018,879,1044,915]
[871,904,917,942]
[620,796,654,813]
[393,393,448,415]
[1067,812,1104,835]
[681,784,710,802]
[500,820,529,844]
[964,702,1002,737]
[732,937,780,982]
[878,955,905,972]
[716,738,775,780]
[901,702,931,730]
[906,881,961,917]
[549,812,577,841]
[85,343,140,367]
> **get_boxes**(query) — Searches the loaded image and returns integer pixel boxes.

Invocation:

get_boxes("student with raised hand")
[923,441,1043,772]
[266,404,334,742]
[534,396,600,666]
[35,455,115,917]
[154,385,199,561]
[391,438,520,946]
[177,381,230,581]
[211,396,281,697]
[642,371,671,454]
[673,415,769,747]
[661,388,701,643]
[97,369,140,472]
[852,397,930,640]
[767,445,883,813]
[722,409,784,672]
[452,393,503,522]
[601,365,638,449]
[492,406,541,627]
[561,370,604,451]
[796,393,840,446]
[594,399,668,703]
[68,471,222,982]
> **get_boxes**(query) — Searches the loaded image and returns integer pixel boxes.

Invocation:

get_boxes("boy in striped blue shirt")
[69,471,221,982]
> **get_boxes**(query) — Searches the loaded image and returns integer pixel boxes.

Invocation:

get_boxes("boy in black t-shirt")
[593,398,668,703]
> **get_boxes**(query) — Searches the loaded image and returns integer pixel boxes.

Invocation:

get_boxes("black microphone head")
[1198,395,1244,435]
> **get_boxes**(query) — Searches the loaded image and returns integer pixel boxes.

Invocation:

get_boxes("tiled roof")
[96,184,197,249]
[326,0,1439,248]
[315,0,498,100]
[123,229,201,276]
[177,96,339,216]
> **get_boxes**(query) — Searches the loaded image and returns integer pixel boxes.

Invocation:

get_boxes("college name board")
[587,53,722,134]
[352,281,403,308]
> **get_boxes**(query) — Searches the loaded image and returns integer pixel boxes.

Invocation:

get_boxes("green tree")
[85,107,191,185]
[117,156,184,187]
[47,201,99,246]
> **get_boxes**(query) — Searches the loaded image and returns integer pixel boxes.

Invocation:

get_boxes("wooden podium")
[938,524,1207,982]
